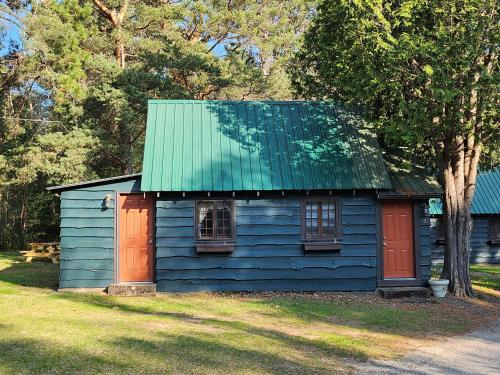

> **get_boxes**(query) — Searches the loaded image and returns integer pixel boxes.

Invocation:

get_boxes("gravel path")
[355,318,500,375]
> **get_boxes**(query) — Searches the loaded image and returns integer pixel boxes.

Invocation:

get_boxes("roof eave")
[378,192,442,199]
[47,173,142,193]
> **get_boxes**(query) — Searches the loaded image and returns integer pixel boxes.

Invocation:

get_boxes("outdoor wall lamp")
[103,194,113,209]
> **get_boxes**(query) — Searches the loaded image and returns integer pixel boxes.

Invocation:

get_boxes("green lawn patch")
[0,251,497,374]
[470,264,500,291]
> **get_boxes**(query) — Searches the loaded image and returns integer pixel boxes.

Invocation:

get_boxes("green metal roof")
[141,100,392,192]
[382,155,441,197]
[429,169,500,215]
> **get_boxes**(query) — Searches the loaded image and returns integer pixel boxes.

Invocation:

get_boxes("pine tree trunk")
[441,171,474,297]
[440,137,479,298]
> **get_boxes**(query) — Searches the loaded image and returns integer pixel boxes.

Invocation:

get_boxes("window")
[195,200,235,241]
[301,199,341,250]
[490,219,500,245]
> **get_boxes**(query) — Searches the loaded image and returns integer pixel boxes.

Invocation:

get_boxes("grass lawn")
[470,264,500,294]
[0,252,498,375]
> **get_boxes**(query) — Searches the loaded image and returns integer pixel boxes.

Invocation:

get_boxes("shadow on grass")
[110,333,342,374]
[54,291,370,360]
[0,338,130,374]
[0,295,346,374]
[0,252,59,290]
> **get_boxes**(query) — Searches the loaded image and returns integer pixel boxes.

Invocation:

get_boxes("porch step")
[377,287,431,299]
[107,283,156,296]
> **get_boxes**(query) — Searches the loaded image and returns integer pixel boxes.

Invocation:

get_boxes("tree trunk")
[115,27,126,69]
[441,171,474,297]
[440,137,480,298]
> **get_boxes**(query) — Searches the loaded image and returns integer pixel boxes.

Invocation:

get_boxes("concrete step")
[377,287,431,299]
[107,283,156,296]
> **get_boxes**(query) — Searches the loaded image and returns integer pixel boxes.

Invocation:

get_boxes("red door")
[382,201,415,278]
[119,194,154,282]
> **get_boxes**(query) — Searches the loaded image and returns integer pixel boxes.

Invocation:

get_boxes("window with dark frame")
[490,219,500,245]
[196,200,235,241]
[302,200,340,241]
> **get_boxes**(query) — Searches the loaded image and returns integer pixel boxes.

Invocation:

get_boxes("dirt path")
[355,318,500,375]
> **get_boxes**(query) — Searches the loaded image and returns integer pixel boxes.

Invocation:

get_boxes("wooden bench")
[22,242,61,264]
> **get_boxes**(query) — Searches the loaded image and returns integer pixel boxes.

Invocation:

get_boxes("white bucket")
[428,279,449,298]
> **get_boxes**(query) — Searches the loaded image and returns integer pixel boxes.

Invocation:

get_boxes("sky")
[1,17,23,55]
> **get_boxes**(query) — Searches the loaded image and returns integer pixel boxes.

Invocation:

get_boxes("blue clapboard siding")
[155,197,378,292]
[58,178,141,288]
[419,201,431,280]
[430,217,500,264]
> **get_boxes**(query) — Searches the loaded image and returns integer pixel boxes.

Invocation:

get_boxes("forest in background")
[1,0,498,252]
[0,0,316,249]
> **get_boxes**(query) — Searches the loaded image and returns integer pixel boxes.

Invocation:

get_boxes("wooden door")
[382,201,415,278]
[118,194,154,282]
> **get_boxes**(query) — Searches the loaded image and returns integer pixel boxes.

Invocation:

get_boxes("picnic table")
[21,242,61,264]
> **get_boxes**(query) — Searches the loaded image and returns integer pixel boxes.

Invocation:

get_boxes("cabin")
[429,170,500,265]
[48,100,441,293]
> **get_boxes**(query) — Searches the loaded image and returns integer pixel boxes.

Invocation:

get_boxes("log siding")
[156,197,380,292]
[431,217,500,264]
[57,176,433,291]
[58,179,141,288]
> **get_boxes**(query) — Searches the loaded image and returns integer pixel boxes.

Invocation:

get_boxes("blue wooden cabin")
[429,170,500,264]
[48,101,441,292]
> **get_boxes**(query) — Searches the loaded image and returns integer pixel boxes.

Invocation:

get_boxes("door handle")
[148,239,153,244]
[383,242,386,247]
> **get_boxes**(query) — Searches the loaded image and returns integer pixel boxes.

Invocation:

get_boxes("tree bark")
[440,136,480,297]
[92,0,128,69]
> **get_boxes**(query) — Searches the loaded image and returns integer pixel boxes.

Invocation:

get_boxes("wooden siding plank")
[60,259,113,270]
[156,227,194,238]
[61,227,114,238]
[61,191,114,200]
[156,200,194,209]
[342,225,376,235]
[342,205,375,215]
[60,269,113,280]
[236,207,300,216]
[156,217,194,227]
[156,256,375,270]
[156,238,195,247]
[341,235,377,245]
[156,207,194,218]
[157,267,376,281]
[237,216,299,225]
[60,218,114,228]
[236,225,301,236]
[59,279,111,288]
[61,248,114,260]
[60,208,114,218]
[157,278,376,292]
[235,200,300,208]
[342,216,376,225]
[61,237,114,249]
[61,199,110,209]
[340,197,376,206]
[236,235,300,245]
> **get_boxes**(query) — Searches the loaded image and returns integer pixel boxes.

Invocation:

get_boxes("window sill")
[195,244,235,254]
[303,242,341,252]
